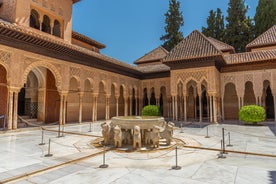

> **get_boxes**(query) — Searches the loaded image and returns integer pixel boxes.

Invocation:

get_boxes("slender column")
[59,94,64,125]
[213,96,217,123]
[62,94,67,125]
[78,92,84,123]
[274,95,276,122]
[94,96,98,121]
[12,91,19,130]
[92,93,98,122]
[241,97,244,107]
[135,96,138,116]
[172,96,175,120]
[115,96,119,116]
[238,97,241,109]
[199,95,202,123]
[7,90,14,130]
[183,95,187,122]
[124,96,128,116]
[209,96,213,123]
[105,95,110,120]
[207,96,209,121]
[221,96,225,121]
[129,95,133,116]
[194,96,197,121]
[175,96,178,121]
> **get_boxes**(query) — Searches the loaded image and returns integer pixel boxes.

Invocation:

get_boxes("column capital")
[8,86,21,93]
[92,93,99,98]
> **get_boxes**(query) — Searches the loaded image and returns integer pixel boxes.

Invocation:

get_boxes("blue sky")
[72,0,258,65]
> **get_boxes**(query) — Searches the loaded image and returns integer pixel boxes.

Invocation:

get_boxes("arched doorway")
[131,88,136,116]
[177,82,183,120]
[97,82,106,120]
[244,81,256,105]
[201,83,208,120]
[67,77,79,122]
[263,80,274,120]
[110,84,116,117]
[82,79,93,122]
[160,86,167,117]
[186,80,197,120]
[0,65,8,128]
[224,83,239,120]
[143,88,148,107]
[18,68,60,124]
[118,85,124,116]
[150,87,156,105]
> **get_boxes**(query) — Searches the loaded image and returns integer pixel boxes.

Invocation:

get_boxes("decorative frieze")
[70,67,80,77]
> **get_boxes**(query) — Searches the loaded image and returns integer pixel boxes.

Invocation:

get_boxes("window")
[30,9,40,30]
[53,20,61,37]
[42,15,51,34]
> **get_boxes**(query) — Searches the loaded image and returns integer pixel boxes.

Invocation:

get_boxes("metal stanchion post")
[217,140,226,159]
[57,123,61,138]
[99,147,108,168]
[222,128,226,154]
[88,122,92,132]
[44,139,53,157]
[205,126,210,138]
[61,125,65,137]
[172,146,181,170]
[226,132,233,147]
[180,122,183,133]
[39,129,45,145]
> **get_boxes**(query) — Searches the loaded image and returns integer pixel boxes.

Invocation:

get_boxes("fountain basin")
[111,116,166,129]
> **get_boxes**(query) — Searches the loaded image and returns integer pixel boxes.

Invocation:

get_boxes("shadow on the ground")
[269,171,276,184]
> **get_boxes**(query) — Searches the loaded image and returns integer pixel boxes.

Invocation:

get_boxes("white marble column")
[213,96,218,123]
[59,93,64,125]
[129,95,133,116]
[115,96,119,117]
[199,95,202,123]
[183,95,187,122]
[12,91,19,130]
[209,96,213,123]
[7,90,14,130]
[78,92,84,123]
[172,96,175,120]
[105,95,110,120]
[124,96,128,116]
[92,94,98,122]
[62,94,67,125]
[175,96,178,121]
[135,96,138,116]
[221,96,225,121]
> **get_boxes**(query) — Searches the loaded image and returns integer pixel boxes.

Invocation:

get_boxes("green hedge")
[239,105,265,125]
[141,105,160,116]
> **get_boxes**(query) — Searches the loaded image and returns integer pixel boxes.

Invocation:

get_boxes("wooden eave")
[221,59,276,73]
[72,31,106,49]
[0,25,142,78]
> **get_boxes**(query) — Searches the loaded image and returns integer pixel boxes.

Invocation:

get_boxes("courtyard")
[0,121,276,183]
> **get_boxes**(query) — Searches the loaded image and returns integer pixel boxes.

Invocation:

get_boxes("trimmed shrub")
[239,105,265,125]
[141,105,160,116]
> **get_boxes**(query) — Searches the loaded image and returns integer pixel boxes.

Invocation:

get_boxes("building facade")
[0,0,276,130]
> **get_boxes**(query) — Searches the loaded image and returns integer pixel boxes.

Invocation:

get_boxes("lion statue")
[160,121,174,145]
[113,125,122,148]
[133,125,141,149]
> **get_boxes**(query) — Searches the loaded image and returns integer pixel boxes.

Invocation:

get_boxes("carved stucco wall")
[221,70,275,98]
[171,66,220,96]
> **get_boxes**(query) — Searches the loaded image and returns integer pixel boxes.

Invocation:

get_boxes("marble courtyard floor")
[1,121,276,183]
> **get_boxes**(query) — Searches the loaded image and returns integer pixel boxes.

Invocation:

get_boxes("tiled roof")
[246,25,276,51]
[224,49,276,64]
[72,31,105,49]
[134,46,168,64]
[136,63,170,73]
[207,37,235,53]
[163,30,222,62]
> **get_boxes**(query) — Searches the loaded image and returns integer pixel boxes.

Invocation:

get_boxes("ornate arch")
[22,61,62,91]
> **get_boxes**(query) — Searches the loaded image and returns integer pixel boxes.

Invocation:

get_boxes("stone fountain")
[101,116,174,150]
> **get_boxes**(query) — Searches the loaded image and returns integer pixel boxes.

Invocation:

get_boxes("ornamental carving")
[262,72,271,81]
[0,50,11,64]
[175,70,207,83]
[223,75,235,84]
[70,67,80,77]
[24,57,40,67]
[244,74,253,82]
